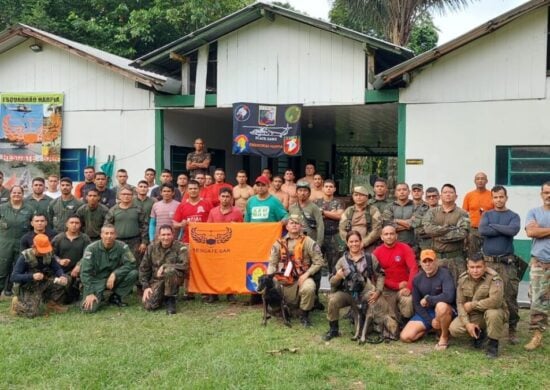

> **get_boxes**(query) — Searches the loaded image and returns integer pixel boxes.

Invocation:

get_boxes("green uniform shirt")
[48,196,84,233]
[24,194,52,216]
[422,204,470,253]
[76,203,109,240]
[288,201,325,247]
[369,198,391,213]
[133,197,154,225]
[105,204,148,244]
[52,232,92,272]
[139,241,188,289]
[0,203,33,240]
[80,240,136,297]
[0,187,9,204]
[456,268,505,324]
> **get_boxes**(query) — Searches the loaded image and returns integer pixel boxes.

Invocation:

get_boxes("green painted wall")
[514,239,532,281]
[397,103,406,183]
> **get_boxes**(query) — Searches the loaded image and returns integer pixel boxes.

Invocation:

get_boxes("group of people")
[0,138,547,359]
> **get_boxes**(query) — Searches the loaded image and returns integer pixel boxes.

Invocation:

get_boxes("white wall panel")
[217,17,365,106]
[400,8,547,103]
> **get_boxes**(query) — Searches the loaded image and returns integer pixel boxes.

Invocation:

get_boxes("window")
[496,146,550,186]
[60,148,87,181]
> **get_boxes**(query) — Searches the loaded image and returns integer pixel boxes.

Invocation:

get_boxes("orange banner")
[188,222,282,294]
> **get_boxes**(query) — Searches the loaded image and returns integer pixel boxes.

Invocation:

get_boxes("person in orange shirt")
[462,172,494,256]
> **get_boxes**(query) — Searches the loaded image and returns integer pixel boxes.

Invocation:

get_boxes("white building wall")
[404,79,550,239]
[400,7,548,104]
[217,17,365,107]
[0,40,156,182]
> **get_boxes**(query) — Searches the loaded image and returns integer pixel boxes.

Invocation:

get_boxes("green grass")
[0,295,548,389]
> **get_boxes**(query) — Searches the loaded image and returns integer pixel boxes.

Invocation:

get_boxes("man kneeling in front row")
[140,225,188,315]
[80,224,138,313]
[267,214,325,327]
[400,249,456,350]
[449,253,507,358]
[11,234,69,317]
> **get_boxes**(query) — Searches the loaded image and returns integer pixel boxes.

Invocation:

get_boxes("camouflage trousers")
[12,278,67,318]
[467,228,483,257]
[528,257,550,332]
[382,288,414,324]
[143,266,185,311]
[449,308,508,340]
[121,237,144,268]
[485,260,520,330]
[322,233,343,275]
[438,256,466,284]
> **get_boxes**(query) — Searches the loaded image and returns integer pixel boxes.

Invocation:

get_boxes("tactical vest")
[274,236,308,286]
[22,248,54,274]
[345,205,374,232]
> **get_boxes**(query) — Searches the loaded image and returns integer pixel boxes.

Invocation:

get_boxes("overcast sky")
[283,0,530,44]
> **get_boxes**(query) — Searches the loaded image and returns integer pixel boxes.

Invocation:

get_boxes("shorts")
[410,306,457,331]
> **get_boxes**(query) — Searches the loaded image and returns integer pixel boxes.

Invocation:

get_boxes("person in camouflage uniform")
[413,187,439,251]
[76,188,109,241]
[186,138,211,178]
[289,181,324,247]
[80,224,138,313]
[422,184,470,282]
[140,225,188,315]
[314,179,344,274]
[369,177,391,213]
[48,177,83,233]
[450,254,507,359]
[339,186,382,253]
[478,185,521,344]
[10,234,68,317]
[382,183,418,250]
[523,181,550,351]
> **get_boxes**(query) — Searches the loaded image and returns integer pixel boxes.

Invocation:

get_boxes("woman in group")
[0,185,34,296]
[323,230,386,341]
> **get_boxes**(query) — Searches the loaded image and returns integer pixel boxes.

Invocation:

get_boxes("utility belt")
[483,254,515,265]
[435,250,464,259]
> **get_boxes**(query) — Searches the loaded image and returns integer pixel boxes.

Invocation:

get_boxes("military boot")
[9,296,18,316]
[300,310,312,327]
[165,296,176,315]
[508,328,519,345]
[486,338,499,359]
[46,301,69,314]
[323,320,340,341]
[473,328,487,349]
[524,330,543,351]
[108,293,128,307]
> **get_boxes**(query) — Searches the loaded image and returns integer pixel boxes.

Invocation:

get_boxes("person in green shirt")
[80,224,138,313]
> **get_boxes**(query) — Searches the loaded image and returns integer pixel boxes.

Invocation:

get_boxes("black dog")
[257,274,291,327]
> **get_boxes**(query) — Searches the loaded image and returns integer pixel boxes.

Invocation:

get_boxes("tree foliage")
[408,14,439,54]
[338,0,475,46]
[0,0,252,59]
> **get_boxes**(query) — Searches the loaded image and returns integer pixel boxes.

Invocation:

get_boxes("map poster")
[0,93,63,193]
[232,102,302,158]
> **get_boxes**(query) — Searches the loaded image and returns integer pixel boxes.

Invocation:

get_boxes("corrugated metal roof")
[132,1,414,74]
[0,24,181,93]
[374,0,550,89]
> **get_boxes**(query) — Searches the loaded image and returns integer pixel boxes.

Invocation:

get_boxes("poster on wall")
[0,93,63,193]
[232,102,302,158]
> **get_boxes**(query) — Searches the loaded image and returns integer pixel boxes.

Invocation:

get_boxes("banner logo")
[190,227,232,246]
[246,262,268,292]
[283,136,301,155]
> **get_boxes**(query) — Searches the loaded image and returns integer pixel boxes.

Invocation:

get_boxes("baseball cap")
[296,180,310,190]
[288,214,304,224]
[33,234,53,254]
[420,249,436,261]
[412,183,423,190]
[254,176,270,186]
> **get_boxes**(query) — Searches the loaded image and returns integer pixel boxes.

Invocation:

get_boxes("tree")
[0,0,252,59]
[340,0,475,47]
[408,13,439,54]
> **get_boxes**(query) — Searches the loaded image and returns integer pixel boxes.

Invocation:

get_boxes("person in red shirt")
[208,188,243,223]
[373,224,418,324]
[206,168,233,207]
[172,180,212,244]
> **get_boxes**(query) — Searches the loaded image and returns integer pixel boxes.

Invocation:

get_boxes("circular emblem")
[234,104,250,122]
[284,105,301,124]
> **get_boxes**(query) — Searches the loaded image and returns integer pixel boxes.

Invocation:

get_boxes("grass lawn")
[0,293,548,389]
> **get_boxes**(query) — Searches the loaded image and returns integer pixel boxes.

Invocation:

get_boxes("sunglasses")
[426,195,438,199]
[421,259,434,264]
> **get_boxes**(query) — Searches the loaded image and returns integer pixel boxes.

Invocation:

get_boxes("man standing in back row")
[523,181,550,351]
[463,172,494,256]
